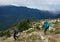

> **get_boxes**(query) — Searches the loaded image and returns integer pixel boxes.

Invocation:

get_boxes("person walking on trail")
[43,20,50,35]
[13,28,18,40]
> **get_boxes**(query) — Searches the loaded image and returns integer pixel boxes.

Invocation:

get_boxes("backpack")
[44,21,50,29]
[14,29,18,33]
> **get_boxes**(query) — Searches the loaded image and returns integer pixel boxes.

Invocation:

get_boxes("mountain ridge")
[0,5,58,30]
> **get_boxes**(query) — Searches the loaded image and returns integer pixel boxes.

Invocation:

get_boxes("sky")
[0,0,60,11]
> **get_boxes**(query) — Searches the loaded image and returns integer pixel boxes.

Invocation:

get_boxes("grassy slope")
[0,19,60,42]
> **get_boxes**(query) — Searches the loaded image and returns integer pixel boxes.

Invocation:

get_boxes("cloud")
[0,0,60,11]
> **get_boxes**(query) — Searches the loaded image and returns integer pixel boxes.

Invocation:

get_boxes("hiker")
[13,28,18,40]
[43,20,50,35]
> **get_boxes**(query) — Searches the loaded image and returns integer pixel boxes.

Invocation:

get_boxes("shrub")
[0,30,11,37]
[5,30,11,38]
[0,31,4,37]
[16,19,31,32]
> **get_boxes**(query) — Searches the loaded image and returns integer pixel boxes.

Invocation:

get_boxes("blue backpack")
[14,28,18,33]
[44,21,50,29]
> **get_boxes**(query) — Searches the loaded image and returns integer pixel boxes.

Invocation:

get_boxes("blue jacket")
[13,28,18,33]
[44,21,50,29]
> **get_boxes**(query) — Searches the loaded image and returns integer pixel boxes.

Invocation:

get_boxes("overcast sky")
[0,0,60,11]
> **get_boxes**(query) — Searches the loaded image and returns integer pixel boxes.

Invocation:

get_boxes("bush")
[0,30,11,37]
[0,31,4,37]
[16,19,31,32]
[5,30,11,38]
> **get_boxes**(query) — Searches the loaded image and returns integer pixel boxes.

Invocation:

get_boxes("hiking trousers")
[13,32,18,40]
[44,26,49,34]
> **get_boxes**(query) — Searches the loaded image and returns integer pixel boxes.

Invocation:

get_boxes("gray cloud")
[0,0,60,11]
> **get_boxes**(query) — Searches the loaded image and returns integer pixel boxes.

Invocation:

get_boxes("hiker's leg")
[15,33,18,38]
[16,35,18,38]
[44,28,46,35]
[44,26,49,35]
[46,26,49,31]
[14,33,17,40]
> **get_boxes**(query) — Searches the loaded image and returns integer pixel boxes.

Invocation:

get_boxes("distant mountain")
[54,14,60,18]
[0,5,55,30]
